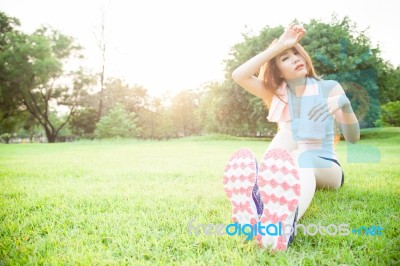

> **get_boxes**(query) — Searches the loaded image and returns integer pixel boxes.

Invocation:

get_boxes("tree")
[94,103,141,138]
[97,78,150,137]
[170,89,202,137]
[69,107,98,138]
[300,16,383,128]
[381,101,400,126]
[93,5,110,119]
[139,96,173,139]
[198,81,265,137]
[220,15,386,135]
[200,26,283,137]
[0,13,91,142]
[378,66,400,105]
[0,12,28,137]
[99,79,149,116]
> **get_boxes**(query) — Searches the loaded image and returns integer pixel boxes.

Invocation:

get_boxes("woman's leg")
[263,132,316,221]
[249,130,299,221]
[313,159,343,189]
[294,151,343,220]
[267,129,298,152]
[291,150,316,220]
[262,131,342,220]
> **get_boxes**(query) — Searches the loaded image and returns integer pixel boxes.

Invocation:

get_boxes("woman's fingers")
[308,102,324,117]
[291,24,306,32]
[285,23,294,31]
[279,24,306,48]
[292,25,306,42]
[319,112,331,122]
[312,109,324,121]
[309,103,330,121]
[296,31,306,42]
[307,98,341,122]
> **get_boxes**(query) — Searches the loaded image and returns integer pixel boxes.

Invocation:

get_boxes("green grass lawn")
[0,128,399,265]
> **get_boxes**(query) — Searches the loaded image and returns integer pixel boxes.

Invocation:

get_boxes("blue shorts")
[319,156,344,187]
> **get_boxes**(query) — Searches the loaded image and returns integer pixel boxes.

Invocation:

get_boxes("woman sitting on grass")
[222,24,360,251]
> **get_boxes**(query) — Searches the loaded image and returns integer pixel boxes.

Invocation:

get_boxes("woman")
[222,24,360,251]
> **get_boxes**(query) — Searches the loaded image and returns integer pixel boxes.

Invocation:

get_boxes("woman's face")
[275,48,308,81]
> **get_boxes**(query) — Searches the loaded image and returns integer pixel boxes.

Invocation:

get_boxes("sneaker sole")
[223,148,258,226]
[256,148,301,251]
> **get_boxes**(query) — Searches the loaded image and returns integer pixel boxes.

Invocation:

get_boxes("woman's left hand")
[308,95,350,122]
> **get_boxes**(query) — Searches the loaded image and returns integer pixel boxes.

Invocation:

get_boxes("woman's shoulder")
[317,79,342,97]
[318,79,340,89]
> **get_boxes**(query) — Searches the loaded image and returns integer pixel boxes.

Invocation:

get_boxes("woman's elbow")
[341,122,360,144]
[231,70,240,82]
[345,133,360,144]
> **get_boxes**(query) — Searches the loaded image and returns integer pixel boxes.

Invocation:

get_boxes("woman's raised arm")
[231,24,306,103]
[231,44,284,102]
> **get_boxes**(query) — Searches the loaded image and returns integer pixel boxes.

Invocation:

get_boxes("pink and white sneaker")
[256,148,301,251]
[222,148,259,227]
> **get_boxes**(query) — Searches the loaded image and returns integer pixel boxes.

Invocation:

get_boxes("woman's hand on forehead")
[277,24,307,50]
[287,23,307,33]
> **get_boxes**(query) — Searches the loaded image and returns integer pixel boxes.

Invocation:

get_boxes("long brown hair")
[259,40,341,145]
[258,40,320,106]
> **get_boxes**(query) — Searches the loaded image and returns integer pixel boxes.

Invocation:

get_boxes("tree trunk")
[97,10,107,120]
[44,127,57,143]
[47,133,57,143]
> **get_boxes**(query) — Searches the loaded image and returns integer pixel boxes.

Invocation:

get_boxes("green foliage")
[207,26,282,137]
[301,17,383,128]
[99,79,149,116]
[378,66,400,104]
[139,97,175,139]
[380,101,400,126]
[69,108,98,138]
[0,11,91,142]
[199,80,277,136]
[170,89,202,137]
[1,114,44,144]
[94,103,141,139]
[0,12,26,134]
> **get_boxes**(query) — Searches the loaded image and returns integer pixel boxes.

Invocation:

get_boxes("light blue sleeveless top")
[285,78,337,159]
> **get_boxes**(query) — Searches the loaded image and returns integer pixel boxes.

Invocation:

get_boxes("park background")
[1,0,399,265]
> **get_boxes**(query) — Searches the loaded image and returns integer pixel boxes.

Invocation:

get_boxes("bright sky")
[1,0,399,96]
